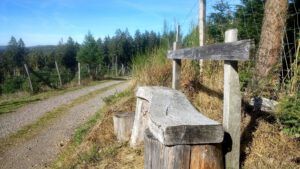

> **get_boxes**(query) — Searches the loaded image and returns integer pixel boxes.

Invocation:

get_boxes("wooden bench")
[130,86,224,169]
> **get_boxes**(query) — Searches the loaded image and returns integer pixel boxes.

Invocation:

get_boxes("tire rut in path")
[0,81,130,169]
[0,80,122,139]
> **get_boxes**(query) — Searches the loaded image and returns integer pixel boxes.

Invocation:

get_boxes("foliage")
[235,0,264,44]
[207,0,235,43]
[77,32,103,80]
[1,76,25,93]
[278,93,300,137]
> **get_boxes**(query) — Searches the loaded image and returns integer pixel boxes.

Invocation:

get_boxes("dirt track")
[0,81,130,169]
[0,80,122,139]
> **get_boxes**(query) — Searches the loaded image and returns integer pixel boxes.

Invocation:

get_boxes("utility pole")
[199,0,206,76]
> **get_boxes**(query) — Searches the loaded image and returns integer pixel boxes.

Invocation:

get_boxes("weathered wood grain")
[144,129,191,169]
[130,98,150,147]
[145,129,223,169]
[137,86,224,145]
[190,145,224,169]
[172,40,181,90]
[223,29,241,169]
[167,39,254,61]
[113,112,135,142]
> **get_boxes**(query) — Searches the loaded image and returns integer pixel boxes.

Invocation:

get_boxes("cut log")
[137,86,224,145]
[113,112,135,142]
[144,129,223,169]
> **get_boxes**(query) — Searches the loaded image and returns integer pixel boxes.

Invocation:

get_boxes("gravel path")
[0,80,122,139]
[0,81,130,169]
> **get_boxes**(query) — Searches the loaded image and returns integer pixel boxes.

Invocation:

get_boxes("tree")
[235,0,264,44]
[62,37,78,73]
[3,36,19,76]
[77,32,103,79]
[254,0,288,95]
[17,38,26,69]
[207,0,234,43]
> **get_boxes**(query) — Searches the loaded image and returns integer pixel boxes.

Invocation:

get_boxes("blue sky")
[0,0,240,46]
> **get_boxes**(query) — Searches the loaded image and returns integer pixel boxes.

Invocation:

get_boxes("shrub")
[278,92,300,138]
[2,76,25,93]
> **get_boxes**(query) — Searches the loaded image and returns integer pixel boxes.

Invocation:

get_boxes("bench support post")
[223,29,241,169]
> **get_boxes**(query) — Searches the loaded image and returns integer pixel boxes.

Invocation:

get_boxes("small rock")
[59,142,64,147]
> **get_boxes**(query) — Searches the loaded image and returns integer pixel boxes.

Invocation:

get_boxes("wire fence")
[177,0,300,93]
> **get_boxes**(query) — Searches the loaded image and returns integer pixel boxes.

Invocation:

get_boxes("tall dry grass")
[132,49,172,87]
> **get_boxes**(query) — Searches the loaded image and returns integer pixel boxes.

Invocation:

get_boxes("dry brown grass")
[186,60,224,122]
[132,49,172,87]
[243,120,300,169]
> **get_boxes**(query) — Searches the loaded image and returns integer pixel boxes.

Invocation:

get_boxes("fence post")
[24,64,33,92]
[223,28,241,169]
[78,62,81,85]
[172,24,181,89]
[55,61,62,87]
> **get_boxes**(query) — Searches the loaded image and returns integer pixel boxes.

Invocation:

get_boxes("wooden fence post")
[55,61,62,87]
[78,62,81,85]
[24,64,33,92]
[223,28,241,169]
[172,24,181,89]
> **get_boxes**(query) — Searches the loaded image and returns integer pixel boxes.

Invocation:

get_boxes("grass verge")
[52,88,144,169]
[0,80,109,115]
[0,81,126,153]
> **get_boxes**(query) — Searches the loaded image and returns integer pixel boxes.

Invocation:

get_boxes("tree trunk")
[254,0,288,94]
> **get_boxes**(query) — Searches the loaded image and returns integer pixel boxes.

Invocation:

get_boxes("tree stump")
[145,129,224,169]
[113,112,135,142]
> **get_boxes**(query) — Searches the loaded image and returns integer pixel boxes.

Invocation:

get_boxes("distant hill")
[27,45,58,55]
[0,46,6,52]
[0,45,59,56]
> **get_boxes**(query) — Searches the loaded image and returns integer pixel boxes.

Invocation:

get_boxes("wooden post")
[113,112,135,142]
[199,0,206,76]
[115,55,118,77]
[24,64,33,92]
[55,61,62,87]
[172,24,181,89]
[130,97,150,147]
[223,29,241,169]
[78,62,81,85]
[121,64,125,76]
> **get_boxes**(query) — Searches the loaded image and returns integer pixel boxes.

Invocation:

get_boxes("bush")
[278,93,300,138]
[2,76,26,93]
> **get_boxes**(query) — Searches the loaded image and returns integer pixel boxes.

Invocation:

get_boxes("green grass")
[277,92,300,138]
[0,81,126,152]
[0,80,109,115]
